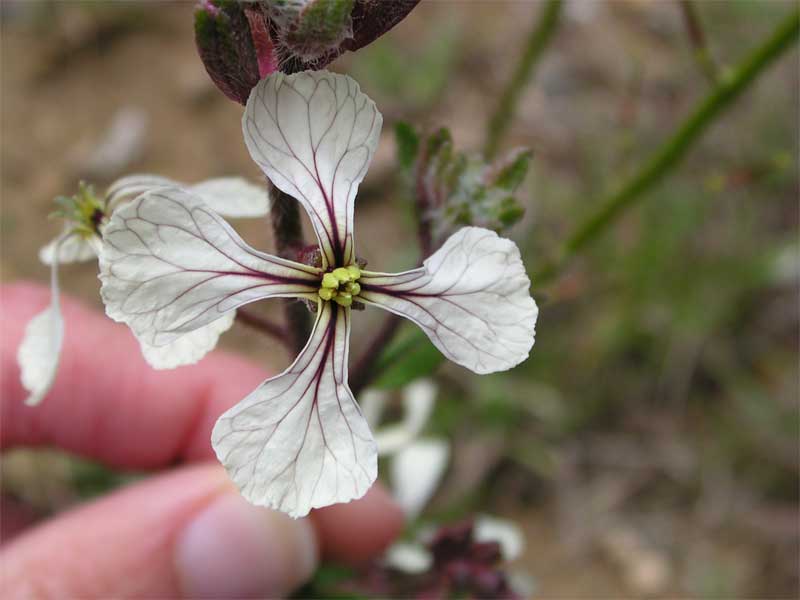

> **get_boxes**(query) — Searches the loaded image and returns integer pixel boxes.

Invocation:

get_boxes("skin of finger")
[311,484,405,564]
[0,464,317,599]
[1,283,268,466]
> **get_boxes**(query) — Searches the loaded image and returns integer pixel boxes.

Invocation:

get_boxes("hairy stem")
[678,0,720,84]
[350,314,404,396]
[535,9,799,285]
[236,307,293,351]
[484,0,563,160]
[270,185,313,354]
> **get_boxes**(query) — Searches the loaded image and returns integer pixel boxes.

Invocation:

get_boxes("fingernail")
[175,492,317,598]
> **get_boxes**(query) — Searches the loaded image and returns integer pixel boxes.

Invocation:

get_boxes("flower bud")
[194,1,277,105]
[269,0,355,64]
[195,1,420,103]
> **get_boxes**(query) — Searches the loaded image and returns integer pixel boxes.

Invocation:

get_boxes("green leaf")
[492,148,533,190]
[394,121,419,171]
[425,127,452,158]
[497,195,525,227]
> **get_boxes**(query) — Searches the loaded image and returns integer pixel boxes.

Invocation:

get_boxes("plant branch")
[678,0,720,84]
[484,0,563,160]
[270,185,313,354]
[236,307,293,350]
[535,9,799,286]
[350,313,405,396]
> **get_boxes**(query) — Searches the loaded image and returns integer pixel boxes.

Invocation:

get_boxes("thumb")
[0,464,318,599]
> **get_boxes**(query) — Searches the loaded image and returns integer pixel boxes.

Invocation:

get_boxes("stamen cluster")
[318,265,362,307]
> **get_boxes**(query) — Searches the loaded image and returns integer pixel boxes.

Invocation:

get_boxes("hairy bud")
[194,1,277,104]
[195,0,420,103]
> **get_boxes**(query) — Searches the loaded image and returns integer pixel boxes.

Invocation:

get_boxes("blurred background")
[1,1,798,597]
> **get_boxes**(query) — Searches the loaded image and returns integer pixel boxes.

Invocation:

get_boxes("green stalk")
[678,0,720,84]
[484,0,563,160]
[535,9,799,285]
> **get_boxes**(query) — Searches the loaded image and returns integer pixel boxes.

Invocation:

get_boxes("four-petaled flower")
[98,70,538,518]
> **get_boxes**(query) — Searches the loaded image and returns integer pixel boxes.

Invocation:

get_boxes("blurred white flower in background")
[362,379,527,582]
[17,176,269,406]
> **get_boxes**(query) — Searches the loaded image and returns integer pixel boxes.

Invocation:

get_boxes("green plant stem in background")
[484,0,563,160]
[535,9,799,286]
[357,9,799,394]
[678,0,720,84]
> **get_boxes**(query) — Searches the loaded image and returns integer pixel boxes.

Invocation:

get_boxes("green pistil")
[318,264,363,307]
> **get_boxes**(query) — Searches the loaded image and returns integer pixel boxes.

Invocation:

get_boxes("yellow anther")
[332,267,352,283]
[346,265,362,280]
[321,273,339,289]
[319,265,362,305]
[334,293,353,307]
[318,287,336,301]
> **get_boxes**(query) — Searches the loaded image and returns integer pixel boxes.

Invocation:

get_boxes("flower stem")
[270,185,313,354]
[483,0,563,160]
[235,307,293,351]
[350,314,404,396]
[535,9,799,285]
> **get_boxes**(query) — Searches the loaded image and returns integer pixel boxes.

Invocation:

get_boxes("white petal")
[190,178,271,218]
[360,227,538,374]
[212,303,376,518]
[99,187,319,348]
[106,174,179,209]
[243,70,382,268]
[18,246,65,406]
[374,379,438,455]
[138,310,236,370]
[108,174,270,219]
[383,542,433,574]
[39,233,98,265]
[390,438,449,518]
[474,514,525,561]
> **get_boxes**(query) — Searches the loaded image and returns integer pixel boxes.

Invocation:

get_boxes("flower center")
[53,182,107,237]
[318,265,362,307]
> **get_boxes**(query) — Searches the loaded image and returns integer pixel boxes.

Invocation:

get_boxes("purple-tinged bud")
[194,0,278,104]
[195,1,420,102]
[245,5,279,77]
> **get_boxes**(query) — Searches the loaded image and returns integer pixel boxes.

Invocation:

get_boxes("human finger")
[0,463,317,599]
[1,283,267,467]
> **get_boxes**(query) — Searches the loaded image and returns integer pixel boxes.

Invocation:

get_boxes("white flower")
[364,381,526,575]
[98,70,538,518]
[361,380,450,518]
[17,177,269,406]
